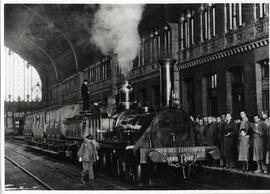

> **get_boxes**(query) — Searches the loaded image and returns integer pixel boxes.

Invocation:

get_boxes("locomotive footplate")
[140,146,220,165]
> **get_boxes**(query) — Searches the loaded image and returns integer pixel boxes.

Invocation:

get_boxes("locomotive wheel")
[116,159,121,177]
[101,152,107,173]
[116,159,126,178]
[136,164,142,183]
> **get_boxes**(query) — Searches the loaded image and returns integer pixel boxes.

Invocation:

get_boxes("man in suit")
[251,115,267,173]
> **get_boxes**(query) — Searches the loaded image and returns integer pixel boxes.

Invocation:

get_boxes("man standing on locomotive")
[81,80,90,112]
[77,135,99,183]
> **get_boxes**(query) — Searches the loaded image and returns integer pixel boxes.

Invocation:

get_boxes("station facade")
[77,4,269,118]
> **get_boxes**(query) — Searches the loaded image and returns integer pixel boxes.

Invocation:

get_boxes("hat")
[85,134,94,140]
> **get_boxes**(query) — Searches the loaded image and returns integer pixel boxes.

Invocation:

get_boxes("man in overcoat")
[223,113,238,169]
[217,116,225,166]
[251,115,267,173]
[204,116,218,146]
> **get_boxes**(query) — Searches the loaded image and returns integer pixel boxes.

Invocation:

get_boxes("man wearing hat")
[77,135,99,183]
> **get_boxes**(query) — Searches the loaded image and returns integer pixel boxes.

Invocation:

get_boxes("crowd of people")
[190,111,270,174]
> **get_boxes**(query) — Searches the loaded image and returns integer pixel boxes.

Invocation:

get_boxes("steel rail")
[5,155,53,190]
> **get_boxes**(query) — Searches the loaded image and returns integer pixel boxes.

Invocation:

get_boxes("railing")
[180,17,269,63]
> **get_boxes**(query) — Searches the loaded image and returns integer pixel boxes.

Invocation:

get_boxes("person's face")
[207,117,212,124]
[254,116,260,123]
[221,115,226,121]
[84,81,88,85]
[217,117,221,123]
[199,119,204,125]
[262,113,268,119]
[203,117,207,123]
[240,130,246,136]
[240,111,246,119]
[226,114,232,121]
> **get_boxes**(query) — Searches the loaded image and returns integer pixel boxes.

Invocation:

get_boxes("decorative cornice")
[177,38,269,70]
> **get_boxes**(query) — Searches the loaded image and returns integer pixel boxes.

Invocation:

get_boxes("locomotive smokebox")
[159,58,177,108]
[119,81,135,110]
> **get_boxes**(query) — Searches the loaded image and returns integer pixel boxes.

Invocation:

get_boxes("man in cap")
[77,135,99,183]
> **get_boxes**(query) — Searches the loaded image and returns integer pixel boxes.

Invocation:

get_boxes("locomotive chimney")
[158,58,176,108]
[119,81,135,110]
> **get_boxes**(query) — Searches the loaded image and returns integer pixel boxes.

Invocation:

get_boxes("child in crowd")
[238,129,250,171]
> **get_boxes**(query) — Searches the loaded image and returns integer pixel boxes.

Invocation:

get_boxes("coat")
[77,139,98,162]
[217,122,225,154]
[251,121,267,161]
[264,119,270,151]
[223,120,238,158]
[238,135,250,161]
[204,122,218,146]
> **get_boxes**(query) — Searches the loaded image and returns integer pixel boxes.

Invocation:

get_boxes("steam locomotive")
[23,58,219,184]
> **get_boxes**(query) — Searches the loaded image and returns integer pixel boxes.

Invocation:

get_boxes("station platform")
[199,165,270,189]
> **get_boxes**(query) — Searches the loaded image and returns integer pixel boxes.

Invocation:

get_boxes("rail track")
[5,139,226,190]
[5,156,53,190]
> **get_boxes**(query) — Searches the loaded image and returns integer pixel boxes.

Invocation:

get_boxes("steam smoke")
[91,4,145,76]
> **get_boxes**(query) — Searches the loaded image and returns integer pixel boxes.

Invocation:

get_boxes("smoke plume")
[91,4,145,76]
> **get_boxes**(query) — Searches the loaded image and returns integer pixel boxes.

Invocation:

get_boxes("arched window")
[5,47,42,102]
